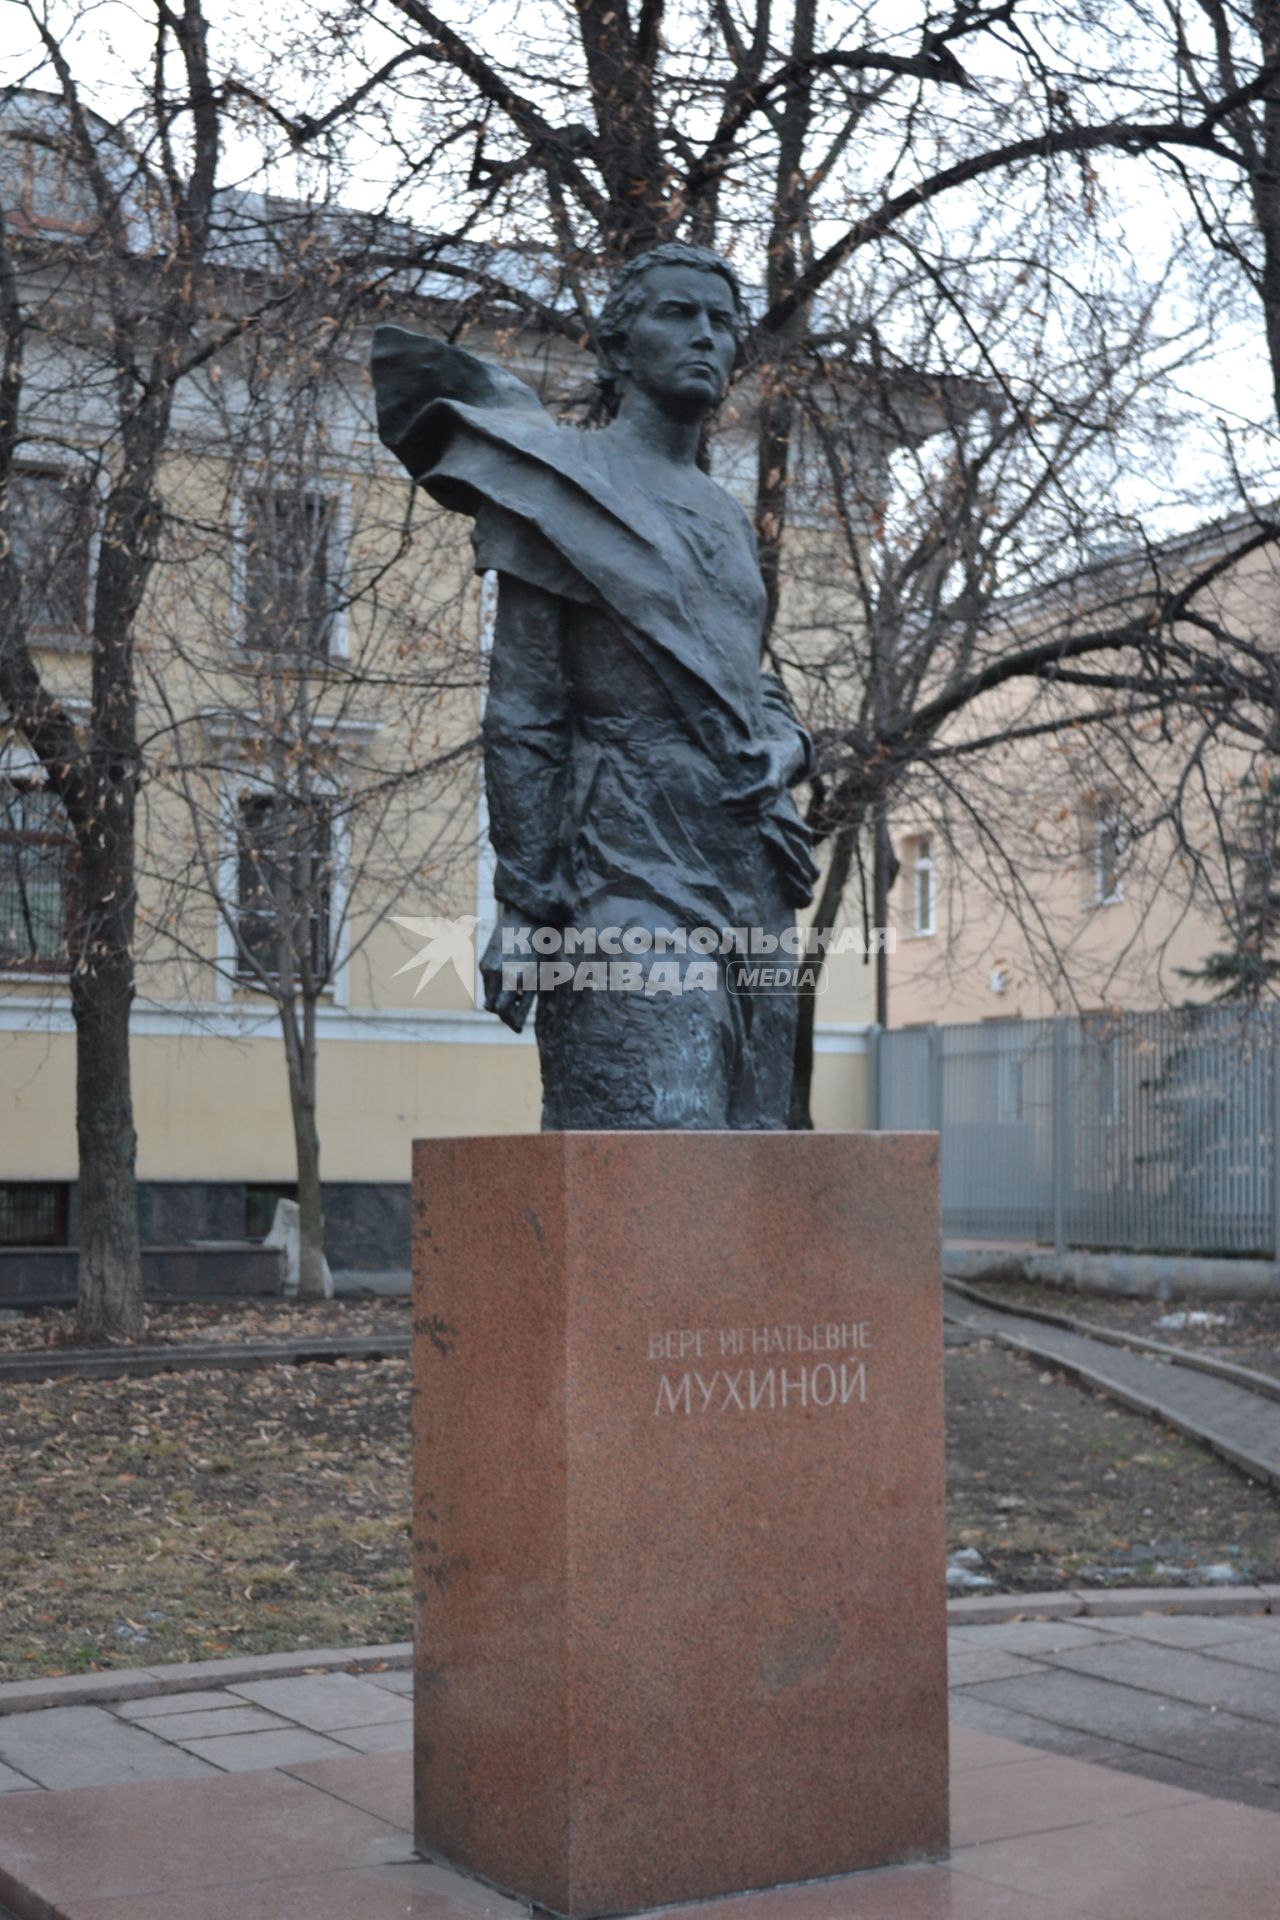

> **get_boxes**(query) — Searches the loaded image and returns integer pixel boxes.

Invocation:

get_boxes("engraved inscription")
[648,1322,871,1416]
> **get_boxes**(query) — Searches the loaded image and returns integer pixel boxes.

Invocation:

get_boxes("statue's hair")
[594,243,745,410]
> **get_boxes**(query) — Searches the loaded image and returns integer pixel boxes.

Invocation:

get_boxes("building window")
[0,777,73,970]
[0,1182,71,1247]
[235,791,333,981]
[9,465,94,636]
[909,835,936,936]
[242,489,339,655]
[0,134,97,238]
[1094,814,1126,905]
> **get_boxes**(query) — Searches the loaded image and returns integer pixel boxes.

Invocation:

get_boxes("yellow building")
[884,518,1270,1030]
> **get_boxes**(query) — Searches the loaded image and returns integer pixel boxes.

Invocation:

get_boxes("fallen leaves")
[0,1349,412,1681]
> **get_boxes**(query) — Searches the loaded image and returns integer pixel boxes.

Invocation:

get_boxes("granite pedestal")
[411,1131,948,1917]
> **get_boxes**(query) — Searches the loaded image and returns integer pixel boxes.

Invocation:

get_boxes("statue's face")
[612,263,738,415]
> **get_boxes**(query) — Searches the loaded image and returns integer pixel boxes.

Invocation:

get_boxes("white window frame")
[910,834,936,938]
[215,764,350,1007]
[231,480,351,661]
[0,737,74,978]
[9,446,103,648]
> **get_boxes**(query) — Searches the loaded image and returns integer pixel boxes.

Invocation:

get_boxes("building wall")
[0,1010,871,1269]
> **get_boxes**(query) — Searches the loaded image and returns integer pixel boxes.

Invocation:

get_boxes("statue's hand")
[480,918,536,1034]
[726,740,806,821]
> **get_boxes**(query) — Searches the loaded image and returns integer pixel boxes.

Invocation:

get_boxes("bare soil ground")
[959,1275,1280,1384]
[1,1297,1278,1681]
[945,1330,1280,1594]
[0,1349,411,1683]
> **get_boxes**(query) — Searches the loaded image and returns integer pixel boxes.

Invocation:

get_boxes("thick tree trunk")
[294,1103,328,1300]
[71,827,143,1344]
[282,997,328,1298]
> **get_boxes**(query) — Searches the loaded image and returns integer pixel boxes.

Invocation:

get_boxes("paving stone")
[283,1749,413,1831]
[949,1620,1105,1657]
[1039,1636,1280,1724]
[1200,1633,1280,1675]
[115,1690,240,1719]
[951,1749,1193,1849]
[0,1706,217,1789]
[947,1690,1135,1763]
[0,1765,415,1905]
[328,1719,414,1755]
[130,1706,290,1741]
[175,1727,353,1771]
[229,1673,414,1731]
[950,1729,1041,1773]
[952,1794,1280,1920]
[948,1647,1050,1688]
[0,1761,37,1794]
[965,1668,1280,1785]
[1087,1744,1280,1814]
[363,1670,414,1696]
[52,1861,531,1918]
[662,1866,1095,1919]
[1083,1612,1269,1649]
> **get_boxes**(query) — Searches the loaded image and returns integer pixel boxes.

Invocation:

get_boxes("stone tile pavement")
[0,1613,1278,1916]
[0,1666,413,1789]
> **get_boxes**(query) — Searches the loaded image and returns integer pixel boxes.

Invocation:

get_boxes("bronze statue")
[372,243,816,1129]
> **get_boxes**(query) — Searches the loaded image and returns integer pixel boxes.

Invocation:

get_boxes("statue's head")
[595,242,746,415]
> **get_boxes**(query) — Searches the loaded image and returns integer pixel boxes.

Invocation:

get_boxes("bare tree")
[0,8,224,1340]
[137,212,482,1291]
[243,1,1280,1086]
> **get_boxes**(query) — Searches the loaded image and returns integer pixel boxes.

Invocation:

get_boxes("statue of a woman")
[372,243,816,1129]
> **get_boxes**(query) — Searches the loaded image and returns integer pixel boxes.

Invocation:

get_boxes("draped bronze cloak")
[370,326,817,934]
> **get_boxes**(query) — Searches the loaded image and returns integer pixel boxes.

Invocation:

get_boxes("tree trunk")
[71,828,143,1344]
[789,822,859,1129]
[282,996,328,1298]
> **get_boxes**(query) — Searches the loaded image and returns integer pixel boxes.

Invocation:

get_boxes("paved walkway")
[944,1282,1280,1487]
[1,1612,1278,1917]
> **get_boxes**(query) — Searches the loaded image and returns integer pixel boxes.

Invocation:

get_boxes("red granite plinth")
[411,1132,948,1918]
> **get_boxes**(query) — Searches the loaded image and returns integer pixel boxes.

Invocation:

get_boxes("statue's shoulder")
[371,325,551,426]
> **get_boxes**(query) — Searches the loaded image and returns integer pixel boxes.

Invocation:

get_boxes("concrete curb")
[4,1590,1277,1714]
[0,1333,411,1384]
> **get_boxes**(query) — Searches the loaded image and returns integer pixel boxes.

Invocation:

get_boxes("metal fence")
[873,1006,1280,1256]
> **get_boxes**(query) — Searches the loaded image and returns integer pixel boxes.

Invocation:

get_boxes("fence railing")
[872,1006,1280,1257]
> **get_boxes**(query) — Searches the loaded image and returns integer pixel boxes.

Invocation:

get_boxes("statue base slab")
[411,1130,949,1918]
